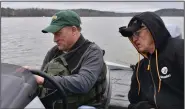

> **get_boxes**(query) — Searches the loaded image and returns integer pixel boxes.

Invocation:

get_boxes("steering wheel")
[29,69,68,109]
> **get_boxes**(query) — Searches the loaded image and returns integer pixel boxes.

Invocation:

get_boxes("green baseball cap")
[42,10,81,33]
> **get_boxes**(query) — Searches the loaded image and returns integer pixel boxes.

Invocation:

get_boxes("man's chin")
[58,46,68,51]
[138,48,145,53]
[58,46,64,50]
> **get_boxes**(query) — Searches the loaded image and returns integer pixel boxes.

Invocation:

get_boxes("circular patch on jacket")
[161,67,168,75]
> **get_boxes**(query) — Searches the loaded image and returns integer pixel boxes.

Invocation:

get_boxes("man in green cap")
[32,10,108,109]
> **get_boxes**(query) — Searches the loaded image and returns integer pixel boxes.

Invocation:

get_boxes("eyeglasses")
[131,27,147,38]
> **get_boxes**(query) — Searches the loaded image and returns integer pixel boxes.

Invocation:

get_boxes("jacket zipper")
[148,56,158,108]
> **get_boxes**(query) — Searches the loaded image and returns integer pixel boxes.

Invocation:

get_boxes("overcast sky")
[2,2,184,12]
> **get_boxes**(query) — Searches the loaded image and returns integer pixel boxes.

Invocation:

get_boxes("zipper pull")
[147,64,150,70]
[147,59,151,71]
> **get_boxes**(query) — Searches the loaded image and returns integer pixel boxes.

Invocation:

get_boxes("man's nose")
[54,35,59,42]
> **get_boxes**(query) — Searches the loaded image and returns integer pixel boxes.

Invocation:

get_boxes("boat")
[1,61,133,109]
[1,24,182,109]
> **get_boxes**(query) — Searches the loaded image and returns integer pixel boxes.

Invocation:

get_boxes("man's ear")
[71,26,78,32]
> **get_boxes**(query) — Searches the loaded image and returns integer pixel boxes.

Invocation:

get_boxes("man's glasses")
[131,27,147,39]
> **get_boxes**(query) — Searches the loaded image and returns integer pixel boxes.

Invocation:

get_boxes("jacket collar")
[70,34,86,51]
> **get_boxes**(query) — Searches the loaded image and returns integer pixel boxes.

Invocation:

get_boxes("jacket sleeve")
[128,63,142,108]
[43,45,104,94]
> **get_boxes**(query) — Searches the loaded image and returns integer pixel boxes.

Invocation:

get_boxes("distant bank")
[1,8,184,17]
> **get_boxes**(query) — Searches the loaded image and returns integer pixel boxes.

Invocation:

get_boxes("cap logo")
[52,15,57,20]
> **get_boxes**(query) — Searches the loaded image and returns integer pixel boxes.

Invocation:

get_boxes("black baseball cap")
[119,20,144,37]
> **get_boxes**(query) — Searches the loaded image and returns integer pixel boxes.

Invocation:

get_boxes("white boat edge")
[105,61,132,71]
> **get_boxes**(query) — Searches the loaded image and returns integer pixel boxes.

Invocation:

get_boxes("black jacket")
[128,12,184,109]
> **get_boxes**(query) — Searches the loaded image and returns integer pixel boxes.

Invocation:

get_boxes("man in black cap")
[119,12,184,109]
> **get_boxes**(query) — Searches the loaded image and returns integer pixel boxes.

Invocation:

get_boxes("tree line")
[1,7,184,17]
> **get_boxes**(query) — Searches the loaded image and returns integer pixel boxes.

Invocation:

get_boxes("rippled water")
[2,17,184,68]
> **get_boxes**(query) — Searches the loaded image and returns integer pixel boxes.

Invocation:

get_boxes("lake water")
[1,17,184,69]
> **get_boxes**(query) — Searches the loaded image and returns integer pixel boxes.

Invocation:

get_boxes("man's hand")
[22,66,45,85]
[34,75,45,85]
